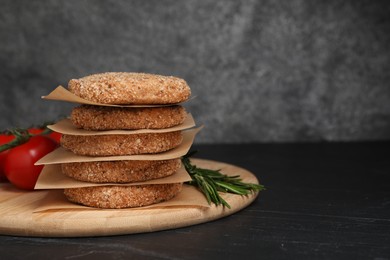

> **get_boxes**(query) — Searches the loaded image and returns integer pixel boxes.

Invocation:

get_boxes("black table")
[1,142,389,259]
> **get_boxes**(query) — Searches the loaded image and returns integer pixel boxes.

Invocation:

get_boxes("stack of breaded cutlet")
[57,72,192,209]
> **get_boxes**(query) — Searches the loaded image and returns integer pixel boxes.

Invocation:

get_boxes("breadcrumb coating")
[70,105,187,130]
[64,183,183,208]
[61,159,181,183]
[60,131,183,156]
[68,72,191,105]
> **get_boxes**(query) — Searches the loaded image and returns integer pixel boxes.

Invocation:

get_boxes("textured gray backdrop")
[0,0,389,143]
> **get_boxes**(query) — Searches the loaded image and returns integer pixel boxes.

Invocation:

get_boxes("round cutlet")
[68,72,191,105]
[64,183,183,209]
[61,159,181,183]
[70,105,187,130]
[60,131,183,156]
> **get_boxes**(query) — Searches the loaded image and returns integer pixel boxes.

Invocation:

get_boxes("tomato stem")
[0,129,31,153]
[39,127,53,135]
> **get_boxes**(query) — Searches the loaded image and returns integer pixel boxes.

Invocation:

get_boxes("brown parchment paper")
[48,113,195,135]
[35,127,203,165]
[42,86,193,107]
[33,184,210,213]
[35,164,192,189]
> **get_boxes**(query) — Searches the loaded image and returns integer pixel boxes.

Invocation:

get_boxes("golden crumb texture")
[64,183,183,208]
[60,131,183,156]
[68,72,191,105]
[70,105,187,130]
[61,159,181,183]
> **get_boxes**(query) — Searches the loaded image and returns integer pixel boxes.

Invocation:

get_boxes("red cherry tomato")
[28,128,45,135]
[28,128,62,143]
[0,134,14,182]
[48,131,62,143]
[4,135,58,190]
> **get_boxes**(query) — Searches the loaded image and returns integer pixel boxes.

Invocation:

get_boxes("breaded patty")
[64,183,183,208]
[60,131,183,156]
[70,105,187,130]
[61,159,181,183]
[68,72,191,105]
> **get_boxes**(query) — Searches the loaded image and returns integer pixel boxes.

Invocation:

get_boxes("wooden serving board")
[0,159,260,237]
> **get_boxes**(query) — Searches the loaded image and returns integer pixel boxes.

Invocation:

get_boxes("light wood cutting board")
[0,159,260,237]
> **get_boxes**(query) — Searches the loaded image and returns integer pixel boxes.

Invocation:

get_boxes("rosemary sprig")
[182,151,265,208]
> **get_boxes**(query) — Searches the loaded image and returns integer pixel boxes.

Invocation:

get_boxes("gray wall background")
[0,0,389,143]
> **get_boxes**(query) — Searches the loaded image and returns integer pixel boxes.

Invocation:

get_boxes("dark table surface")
[1,142,389,259]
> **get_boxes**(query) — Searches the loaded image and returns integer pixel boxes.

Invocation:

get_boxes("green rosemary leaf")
[182,151,265,208]
[214,181,250,195]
